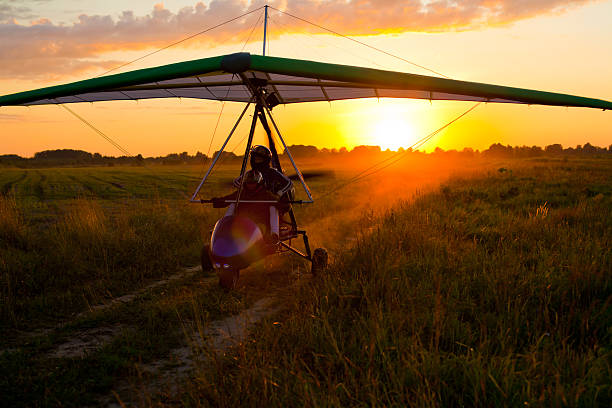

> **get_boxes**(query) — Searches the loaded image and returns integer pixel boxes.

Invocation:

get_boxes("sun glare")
[370,115,416,151]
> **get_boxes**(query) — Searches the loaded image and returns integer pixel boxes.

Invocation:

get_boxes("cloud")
[0,0,598,79]
[0,2,36,22]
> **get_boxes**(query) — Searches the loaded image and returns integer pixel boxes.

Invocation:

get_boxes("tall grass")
[2,159,610,406]
[183,161,611,407]
[0,197,215,330]
[0,193,26,242]
[0,161,427,332]
[0,194,28,324]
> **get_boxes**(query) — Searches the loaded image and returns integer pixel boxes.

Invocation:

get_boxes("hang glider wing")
[1,52,611,110]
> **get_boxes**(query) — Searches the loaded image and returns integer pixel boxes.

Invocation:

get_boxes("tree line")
[1,143,610,167]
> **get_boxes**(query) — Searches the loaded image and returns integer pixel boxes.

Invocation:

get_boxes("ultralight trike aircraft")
[1,7,611,289]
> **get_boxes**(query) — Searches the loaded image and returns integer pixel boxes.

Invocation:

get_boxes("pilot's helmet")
[244,169,263,190]
[250,145,272,170]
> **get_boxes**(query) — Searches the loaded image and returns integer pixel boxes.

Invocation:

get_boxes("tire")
[201,244,213,274]
[218,268,240,291]
[311,248,328,276]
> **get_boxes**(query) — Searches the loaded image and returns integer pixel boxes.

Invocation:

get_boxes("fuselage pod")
[210,215,265,270]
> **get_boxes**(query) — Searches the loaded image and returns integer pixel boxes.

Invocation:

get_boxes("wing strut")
[234,104,260,206]
[191,101,311,204]
[256,107,282,171]
[261,102,313,202]
[191,75,314,204]
[190,100,252,202]
[236,72,313,202]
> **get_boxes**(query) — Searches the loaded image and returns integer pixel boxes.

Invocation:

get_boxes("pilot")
[234,145,294,203]
[213,169,280,242]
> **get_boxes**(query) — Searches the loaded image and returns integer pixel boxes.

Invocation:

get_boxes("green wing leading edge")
[1,52,611,110]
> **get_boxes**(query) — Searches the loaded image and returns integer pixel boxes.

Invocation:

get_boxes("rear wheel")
[201,244,213,274]
[218,268,240,291]
[311,248,328,276]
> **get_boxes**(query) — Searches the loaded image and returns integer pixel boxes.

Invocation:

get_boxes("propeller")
[287,170,335,180]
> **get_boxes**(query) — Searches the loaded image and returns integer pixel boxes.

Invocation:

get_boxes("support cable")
[60,104,131,157]
[242,10,264,51]
[268,14,391,70]
[318,102,481,199]
[261,102,314,201]
[234,105,260,205]
[98,6,264,77]
[191,100,253,201]
[197,11,264,178]
[205,102,227,158]
[59,104,193,198]
[229,133,250,153]
[61,8,264,198]
[205,74,236,158]
[269,6,449,79]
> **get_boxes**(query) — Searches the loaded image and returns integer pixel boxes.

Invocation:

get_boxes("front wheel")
[311,248,328,276]
[201,244,213,274]
[218,268,240,291]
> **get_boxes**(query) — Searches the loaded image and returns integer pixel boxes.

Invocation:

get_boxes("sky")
[1,0,611,157]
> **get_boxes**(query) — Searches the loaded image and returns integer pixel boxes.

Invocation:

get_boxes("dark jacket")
[234,167,294,198]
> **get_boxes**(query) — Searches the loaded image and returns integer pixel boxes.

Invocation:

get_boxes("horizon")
[2,141,610,160]
[1,1,612,156]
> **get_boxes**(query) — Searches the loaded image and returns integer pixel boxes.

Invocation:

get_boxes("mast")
[263,5,269,56]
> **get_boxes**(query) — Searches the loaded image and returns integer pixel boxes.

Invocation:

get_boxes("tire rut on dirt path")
[104,298,281,407]
[138,296,279,382]
[0,266,208,358]
[77,265,206,318]
[106,274,314,406]
[49,325,124,359]
[1,171,27,196]
[43,266,211,359]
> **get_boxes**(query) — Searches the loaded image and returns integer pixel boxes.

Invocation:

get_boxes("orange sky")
[1,1,611,157]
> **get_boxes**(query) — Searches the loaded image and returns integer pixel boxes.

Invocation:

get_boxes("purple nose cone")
[210,216,263,262]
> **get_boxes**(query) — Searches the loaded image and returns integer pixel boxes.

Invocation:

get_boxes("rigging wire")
[206,103,227,158]
[59,104,132,157]
[351,102,480,182]
[192,74,240,193]
[268,14,392,70]
[317,102,481,199]
[242,10,264,51]
[208,8,274,171]
[58,103,192,198]
[64,1,263,198]
[268,6,450,79]
[205,74,236,159]
[57,7,266,197]
[197,10,264,180]
[230,132,250,153]
[59,5,468,202]
[97,6,264,77]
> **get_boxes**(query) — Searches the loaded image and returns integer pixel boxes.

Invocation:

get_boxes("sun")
[370,116,416,151]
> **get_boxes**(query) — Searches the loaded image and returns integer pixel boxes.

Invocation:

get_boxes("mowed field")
[0,165,230,203]
[1,156,611,406]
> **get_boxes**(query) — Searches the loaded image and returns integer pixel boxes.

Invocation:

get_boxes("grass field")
[1,156,610,406]
[181,157,611,407]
